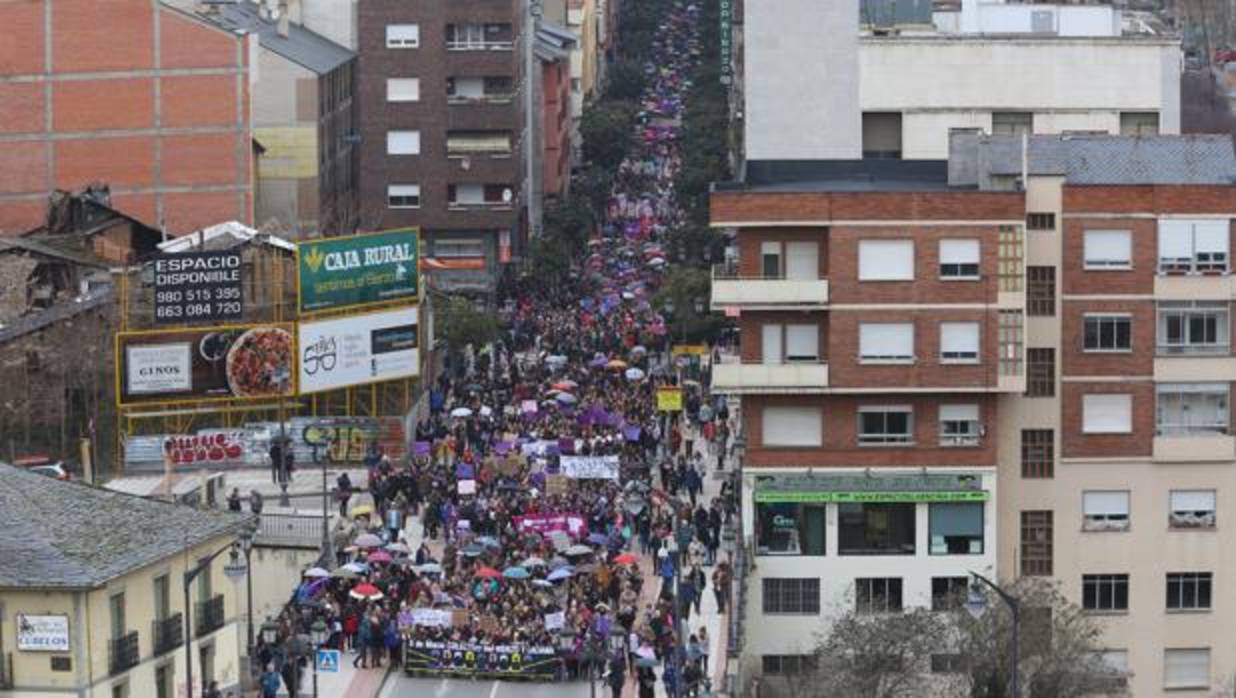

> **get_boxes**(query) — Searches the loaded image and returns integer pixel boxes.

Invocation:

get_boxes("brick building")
[0,0,255,236]
[711,134,1236,697]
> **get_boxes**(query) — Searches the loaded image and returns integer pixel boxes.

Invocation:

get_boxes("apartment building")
[357,0,525,294]
[0,0,255,236]
[710,134,1236,697]
[744,0,1180,161]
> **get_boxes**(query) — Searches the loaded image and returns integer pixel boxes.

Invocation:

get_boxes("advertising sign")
[559,455,620,479]
[298,229,419,313]
[17,614,70,652]
[656,387,683,412]
[297,306,419,394]
[293,416,407,465]
[719,0,733,84]
[152,251,243,325]
[116,324,296,405]
[404,640,558,679]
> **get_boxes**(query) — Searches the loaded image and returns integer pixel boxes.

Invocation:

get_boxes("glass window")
[929,502,984,554]
[939,404,980,447]
[858,240,914,280]
[760,241,782,278]
[1156,383,1229,435]
[855,577,903,614]
[1120,111,1159,135]
[1157,302,1229,354]
[1025,348,1055,397]
[838,502,916,555]
[1021,429,1054,478]
[434,238,484,258]
[940,322,980,363]
[939,239,980,278]
[931,576,969,612]
[1027,266,1056,316]
[859,323,914,362]
[1083,315,1131,352]
[992,111,1033,135]
[385,24,420,48]
[1083,230,1132,269]
[1026,213,1055,231]
[1169,490,1216,529]
[1166,572,1212,611]
[858,406,914,445]
[387,184,420,208]
[386,130,420,155]
[755,502,826,556]
[1158,219,1229,274]
[1020,510,1053,576]
[1082,491,1130,532]
[1082,574,1129,611]
[762,578,820,614]
[761,655,818,675]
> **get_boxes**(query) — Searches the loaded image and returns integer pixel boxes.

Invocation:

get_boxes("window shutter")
[762,324,783,364]
[931,503,983,535]
[784,241,819,280]
[939,239,979,265]
[785,325,818,360]
[387,78,420,102]
[1084,231,1131,266]
[1193,220,1229,255]
[859,240,914,280]
[1164,649,1210,689]
[940,322,980,357]
[1082,394,1132,433]
[1082,491,1129,516]
[1171,490,1215,511]
[763,407,823,447]
[859,323,913,358]
[1158,220,1193,261]
[939,404,979,422]
[387,130,421,155]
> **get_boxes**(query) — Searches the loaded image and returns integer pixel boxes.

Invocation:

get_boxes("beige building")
[0,464,254,698]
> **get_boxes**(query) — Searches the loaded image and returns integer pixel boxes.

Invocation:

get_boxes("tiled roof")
[0,463,253,589]
[208,1,354,75]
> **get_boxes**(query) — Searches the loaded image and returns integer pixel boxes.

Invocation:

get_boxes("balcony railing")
[195,595,225,636]
[710,264,829,309]
[108,631,139,676]
[152,613,183,656]
[448,94,515,105]
[711,360,829,394]
[447,201,514,212]
[446,40,513,51]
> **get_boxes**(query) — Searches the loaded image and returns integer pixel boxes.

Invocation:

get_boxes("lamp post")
[310,619,328,698]
[184,531,251,698]
[965,571,1021,698]
[242,532,255,662]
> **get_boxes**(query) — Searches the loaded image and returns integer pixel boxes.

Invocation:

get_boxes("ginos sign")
[165,432,245,465]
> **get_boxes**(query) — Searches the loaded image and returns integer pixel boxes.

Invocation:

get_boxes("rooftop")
[719,159,954,193]
[206,1,354,74]
[0,463,253,589]
[158,220,295,254]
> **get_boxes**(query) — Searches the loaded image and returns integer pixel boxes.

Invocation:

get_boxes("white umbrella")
[385,542,411,554]
[624,367,645,381]
[303,567,330,578]
[450,407,473,418]
[354,533,383,548]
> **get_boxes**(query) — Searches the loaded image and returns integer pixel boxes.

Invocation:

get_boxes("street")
[379,675,599,698]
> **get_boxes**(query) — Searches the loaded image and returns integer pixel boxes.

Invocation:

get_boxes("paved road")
[378,674,599,698]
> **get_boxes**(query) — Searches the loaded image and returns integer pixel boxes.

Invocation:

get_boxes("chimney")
[277,1,290,37]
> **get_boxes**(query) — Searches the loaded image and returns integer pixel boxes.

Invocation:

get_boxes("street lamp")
[966,571,1021,698]
[310,619,328,698]
[184,530,252,698]
[240,532,255,663]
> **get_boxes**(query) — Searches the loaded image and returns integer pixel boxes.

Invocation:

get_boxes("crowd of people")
[257,3,734,697]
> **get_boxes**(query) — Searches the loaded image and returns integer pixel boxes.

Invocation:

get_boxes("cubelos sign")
[298,229,419,313]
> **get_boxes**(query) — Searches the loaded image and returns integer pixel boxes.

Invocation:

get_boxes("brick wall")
[1060,217,1156,295]
[711,190,1024,224]
[828,225,1002,304]
[1060,300,1155,377]
[828,308,1001,389]
[1060,381,1154,458]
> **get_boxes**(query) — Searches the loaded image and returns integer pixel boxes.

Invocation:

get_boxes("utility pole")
[524,0,543,239]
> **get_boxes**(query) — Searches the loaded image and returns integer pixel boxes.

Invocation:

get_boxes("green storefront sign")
[754,490,990,504]
[752,472,989,504]
[298,229,419,313]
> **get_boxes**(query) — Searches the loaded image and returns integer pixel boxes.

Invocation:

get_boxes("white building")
[744,0,1181,161]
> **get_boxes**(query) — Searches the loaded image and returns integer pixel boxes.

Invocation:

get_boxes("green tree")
[605,59,646,102]
[652,267,721,343]
[435,296,499,353]
[580,99,637,171]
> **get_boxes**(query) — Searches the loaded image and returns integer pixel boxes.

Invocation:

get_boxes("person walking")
[335,471,352,517]
[226,488,242,512]
[259,666,282,698]
[353,613,370,668]
[697,626,710,674]
[712,562,731,613]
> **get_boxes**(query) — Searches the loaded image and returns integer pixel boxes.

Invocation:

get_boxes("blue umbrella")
[547,567,573,582]
[502,566,531,580]
[587,533,609,546]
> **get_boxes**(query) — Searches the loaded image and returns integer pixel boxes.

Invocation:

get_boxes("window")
[838,502,916,555]
[1083,314,1131,352]
[931,576,969,611]
[939,404,980,446]
[929,502,984,554]
[858,240,914,280]
[386,77,420,102]
[1082,491,1130,532]
[447,23,486,48]
[761,655,818,675]
[1026,213,1055,231]
[1025,348,1055,397]
[434,238,484,258]
[859,323,914,363]
[1158,219,1229,274]
[992,111,1033,136]
[756,502,826,555]
[762,406,822,447]
[154,575,169,621]
[385,24,420,48]
[1157,301,1229,354]
[1120,111,1159,136]
[155,664,173,698]
[448,183,511,206]
[1021,510,1053,576]
[1026,266,1056,316]
[386,130,420,155]
[199,643,214,686]
[1156,383,1229,435]
[858,406,914,445]
[1083,394,1132,434]
[1021,429,1054,478]
[109,592,126,640]
[1088,651,1130,692]
[1082,574,1129,611]
[570,78,581,92]
[939,239,980,278]
[940,322,980,363]
[760,241,781,278]
[112,681,130,698]
[855,577,903,613]
[386,184,420,208]
[1170,490,1216,529]
[762,578,820,614]
[861,112,902,159]
[1167,572,1212,611]
[1083,230,1132,269]
[1164,648,1210,690]
[763,323,819,363]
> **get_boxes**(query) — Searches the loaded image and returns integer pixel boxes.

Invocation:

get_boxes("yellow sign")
[656,387,683,412]
[671,344,708,357]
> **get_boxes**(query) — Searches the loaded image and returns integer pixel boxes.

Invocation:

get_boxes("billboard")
[116,324,296,405]
[297,229,419,313]
[152,251,243,325]
[297,306,419,394]
[17,614,70,652]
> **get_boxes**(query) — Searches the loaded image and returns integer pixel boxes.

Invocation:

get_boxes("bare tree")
[805,607,949,698]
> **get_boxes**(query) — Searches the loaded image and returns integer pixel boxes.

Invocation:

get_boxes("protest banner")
[410,609,452,627]
[559,455,620,479]
[513,513,587,537]
[403,639,558,679]
[545,474,570,496]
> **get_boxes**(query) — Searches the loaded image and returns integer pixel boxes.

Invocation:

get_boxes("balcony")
[1155,356,1236,382]
[108,631,139,676]
[152,613,183,656]
[195,595,225,636]
[710,265,829,311]
[711,360,829,394]
[1154,274,1236,301]
[1152,434,1236,463]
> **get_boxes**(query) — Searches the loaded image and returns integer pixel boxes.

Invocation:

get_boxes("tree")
[652,267,722,343]
[803,579,1118,698]
[605,59,647,102]
[435,296,499,353]
[581,99,637,171]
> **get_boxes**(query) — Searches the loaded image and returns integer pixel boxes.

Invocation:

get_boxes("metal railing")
[446,40,513,51]
[195,595,225,636]
[152,613,183,656]
[257,512,327,550]
[108,631,140,676]
[711,262,824,281]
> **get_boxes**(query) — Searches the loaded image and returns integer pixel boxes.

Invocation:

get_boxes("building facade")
[743,0,1180,161]
[0,0,255,236]
[711,135,1236,697]
[357,0,525,293]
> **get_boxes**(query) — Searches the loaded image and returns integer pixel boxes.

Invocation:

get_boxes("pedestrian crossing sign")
[317,649,340,673]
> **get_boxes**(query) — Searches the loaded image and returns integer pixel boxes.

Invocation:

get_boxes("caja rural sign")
[152,251,243,324]
[297,229,419,313]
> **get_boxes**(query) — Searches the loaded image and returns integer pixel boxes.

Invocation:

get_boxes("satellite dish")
[502,188,513,203]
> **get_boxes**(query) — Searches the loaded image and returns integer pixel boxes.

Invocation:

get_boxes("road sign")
[317,649,340,673]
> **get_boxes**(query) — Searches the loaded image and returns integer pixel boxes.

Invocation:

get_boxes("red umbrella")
[474,566,502,579]
[367,550,393,563]
[613,553,639,565]
[349,583,384,601]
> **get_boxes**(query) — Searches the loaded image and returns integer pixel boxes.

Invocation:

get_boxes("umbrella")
[343,561,369,573]
[552,381,577,390]
[502,566,531,579]
[330,567,358,580]
[351,504,374,517]
[624,367,645,380]
[474,567,502,579]
[393,556,417,567]
[462,544,484,557]
[450,407,473,418]
[566,544,593,556]
[354,533,383,548]
[385,542,411,554]
[636,656,660,668]
[556,392,578,404]
[588,356,609,368]
[349,583,384,601]
[587,533,610,546]
[606,359,628,369]
[547,568,573,582]
[367,550,393,563]
[546,354,568,365]
[532,579,554,588]
[522,556,547,568]
[613,553,640,565]
[476,536,501,548]
[303,567,331,578]
[417,563,443,575]
[630,346,648,356]
[549,556,572,570]
[574,563,597,575]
